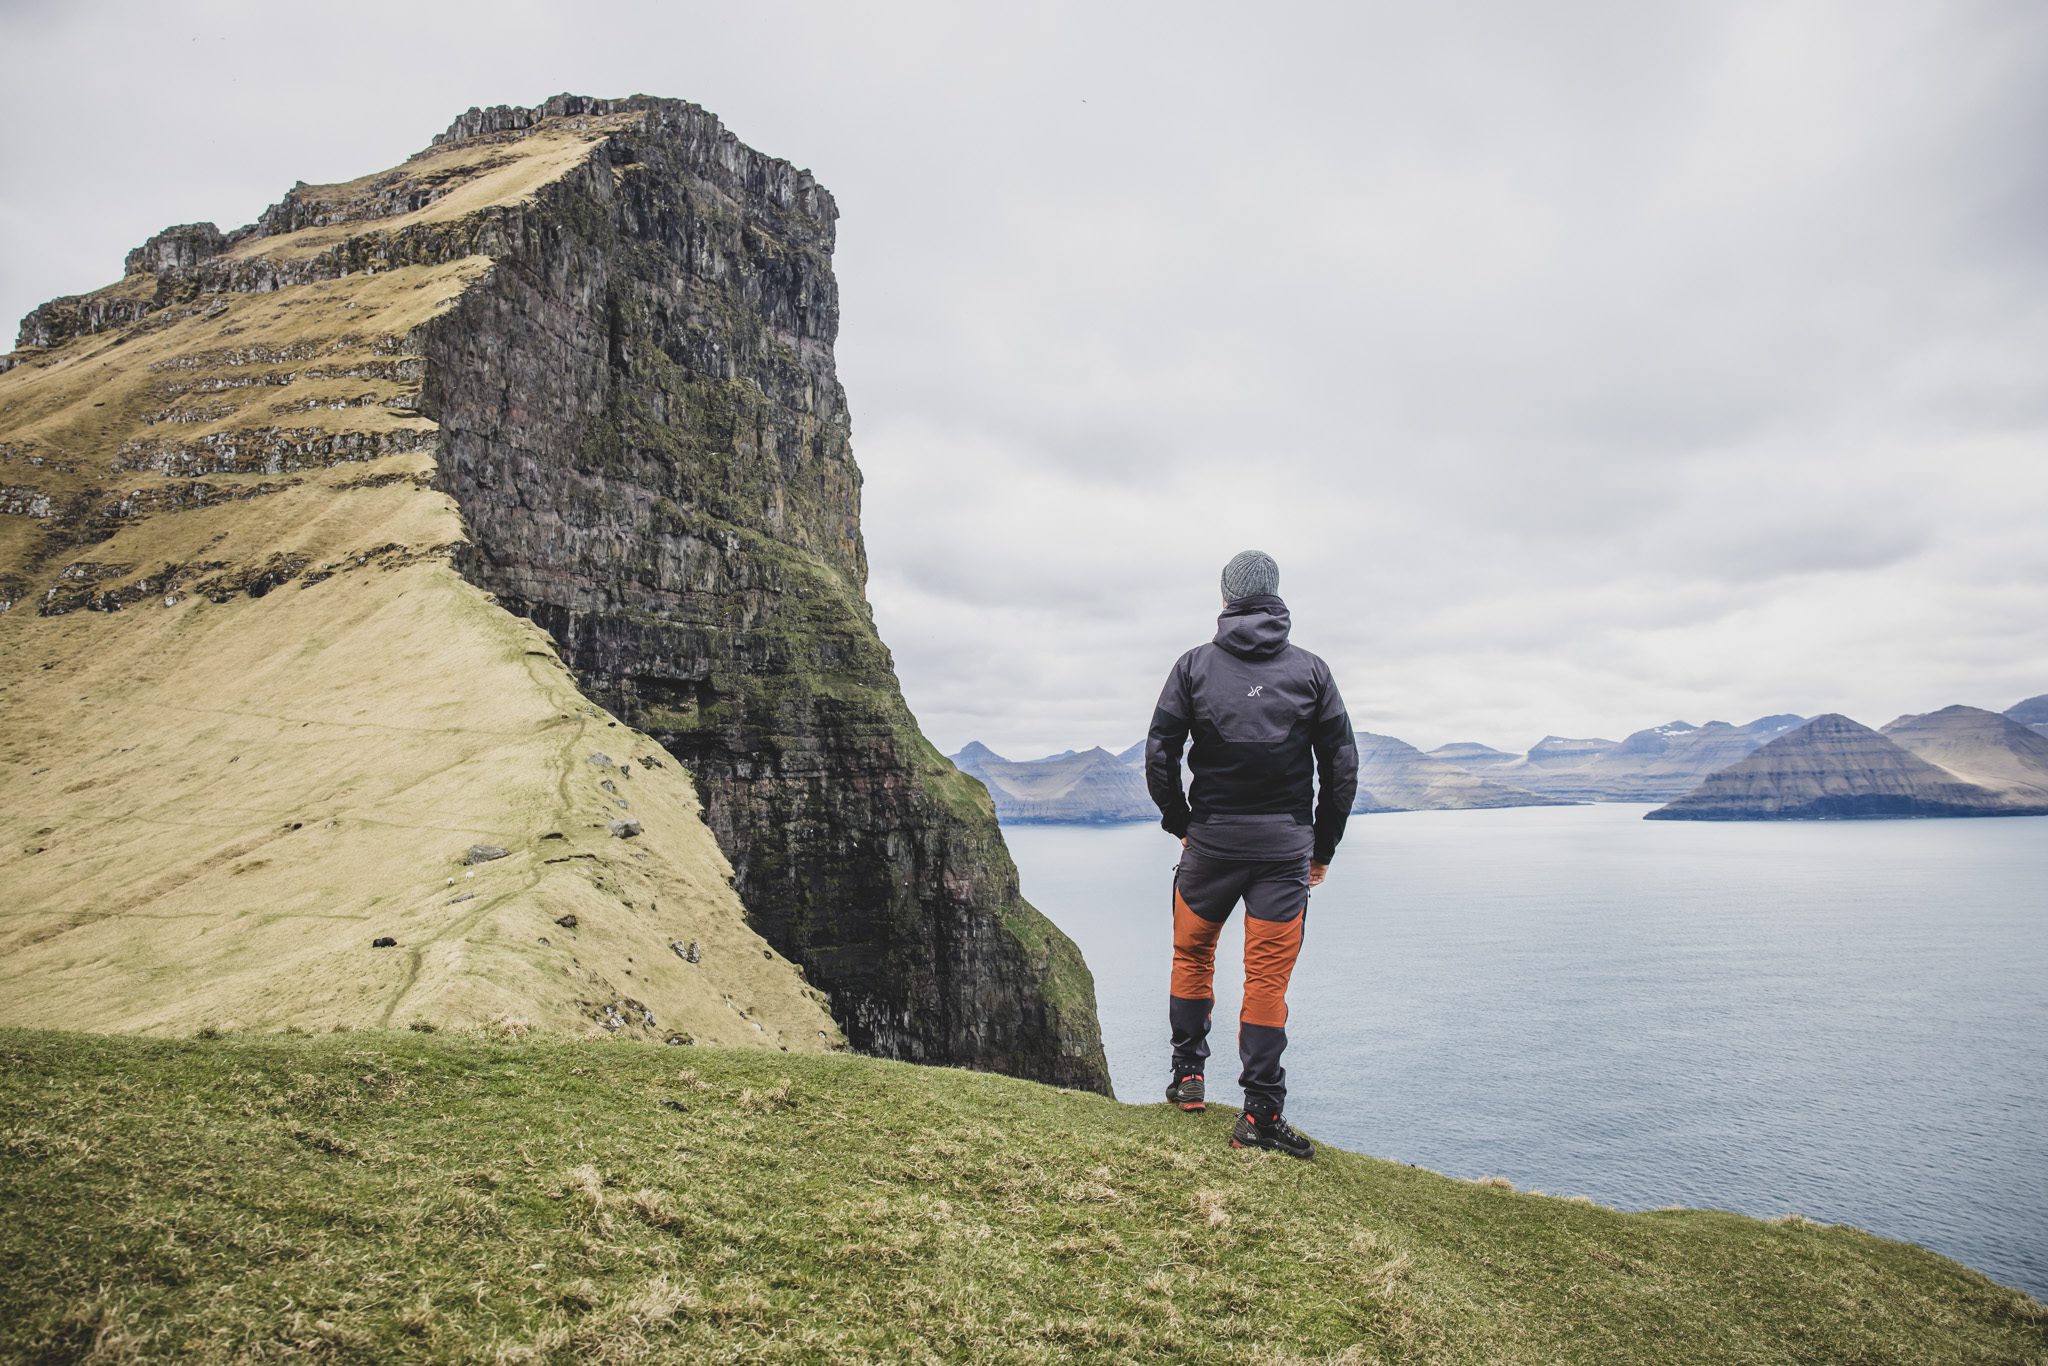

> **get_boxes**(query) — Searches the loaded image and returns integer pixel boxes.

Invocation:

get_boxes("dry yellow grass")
[220,118,636,265]
[0,555,839,1046]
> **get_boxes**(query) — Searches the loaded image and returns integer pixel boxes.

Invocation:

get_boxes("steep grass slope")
[1,1029,2040,1363]
[0,128,838,1048]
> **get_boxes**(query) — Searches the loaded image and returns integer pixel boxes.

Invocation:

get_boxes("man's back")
[1145,592,1358,864]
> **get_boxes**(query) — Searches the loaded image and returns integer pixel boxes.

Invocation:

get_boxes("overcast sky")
[4,0,2044,757]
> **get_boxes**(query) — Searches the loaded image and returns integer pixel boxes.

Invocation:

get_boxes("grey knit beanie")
[1220,549,1279,602]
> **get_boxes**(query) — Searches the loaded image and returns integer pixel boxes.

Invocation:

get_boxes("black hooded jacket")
[1145,594,1359,864]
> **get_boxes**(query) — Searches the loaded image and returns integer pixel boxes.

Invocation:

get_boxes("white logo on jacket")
[1247,685,1264,697]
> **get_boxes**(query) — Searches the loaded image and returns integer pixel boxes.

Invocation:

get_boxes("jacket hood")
[1214,594,1291,659]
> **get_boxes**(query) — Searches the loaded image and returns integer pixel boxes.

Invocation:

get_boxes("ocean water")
[1005,804,2048,1298]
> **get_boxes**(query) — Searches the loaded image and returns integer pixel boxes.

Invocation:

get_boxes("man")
[1144,550,1358,1159]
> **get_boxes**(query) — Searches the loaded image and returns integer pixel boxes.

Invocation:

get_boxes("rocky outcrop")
[1880,705,2048,804]
[1644,714,2041,820]
[405,96,1107,1089]
[952,744,1155,823]
[124,223,228,277]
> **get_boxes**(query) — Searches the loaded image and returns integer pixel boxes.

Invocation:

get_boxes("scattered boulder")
[671,939,700,964]
[658,1098,688,1112]
[449,892,476,905]
[371,936,397,948]
[587,753,613,768]
[609,819,642,839]
[590,1000,657,1033]
[554,914,578,929]
[463,844,509,865]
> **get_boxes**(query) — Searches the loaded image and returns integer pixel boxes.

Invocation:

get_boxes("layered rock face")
[406,97,1107,1088]
[2,95,1108,1089]
[1645,714,2039,820]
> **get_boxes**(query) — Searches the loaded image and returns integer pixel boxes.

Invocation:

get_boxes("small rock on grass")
[555,914,578,929]
[372,936,397,948]
[609,819,642,839]
[464,844,509,865]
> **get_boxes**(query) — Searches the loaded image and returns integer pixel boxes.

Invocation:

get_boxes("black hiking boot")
[1232,1109,1313,1159]
[1165,1073,1206,1111]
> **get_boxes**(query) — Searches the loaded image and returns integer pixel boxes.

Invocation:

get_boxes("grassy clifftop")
[2,1029,2039,1363]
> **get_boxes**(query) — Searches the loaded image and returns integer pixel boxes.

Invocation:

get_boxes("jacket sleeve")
[1145,654,1194,838]
[1311,661,1358,864]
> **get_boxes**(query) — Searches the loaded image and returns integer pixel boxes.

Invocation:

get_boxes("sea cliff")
[0,94,1108,1090]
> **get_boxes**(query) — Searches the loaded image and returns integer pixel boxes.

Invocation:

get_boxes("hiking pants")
[1169,846,1309,1116]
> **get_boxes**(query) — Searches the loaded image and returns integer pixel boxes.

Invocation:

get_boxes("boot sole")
[1230,1138,1314,1160]
[1178,1102,1206,1111]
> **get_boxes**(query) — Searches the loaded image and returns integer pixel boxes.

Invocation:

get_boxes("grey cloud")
[4,0,2043,758]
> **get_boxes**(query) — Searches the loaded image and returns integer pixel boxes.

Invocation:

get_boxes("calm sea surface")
[1006,804,2048,1298]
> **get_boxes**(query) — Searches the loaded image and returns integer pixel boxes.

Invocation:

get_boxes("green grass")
[1,1029,2040,1364]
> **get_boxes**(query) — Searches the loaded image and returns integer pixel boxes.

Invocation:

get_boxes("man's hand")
[1181,837,1189,849]
[1308,862,1328,888]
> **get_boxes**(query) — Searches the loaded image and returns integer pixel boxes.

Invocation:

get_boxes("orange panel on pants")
[1171,887,1225,1001]
[1168,847,1310,1115]
[1242,911,1304,1027]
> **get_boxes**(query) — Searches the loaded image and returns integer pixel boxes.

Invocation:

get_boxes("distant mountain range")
[951,744,1154,824]
[1430,715,1808,801]
[1647,707,2048,820]
[952,731,1571,823]
[2008,694,2048,737]
[954,693,2047,825]
[1351,733,1572,813]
